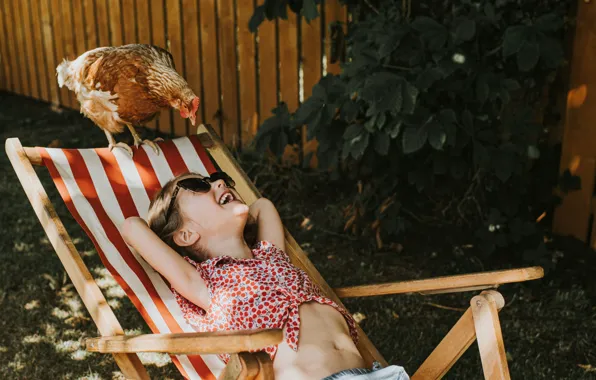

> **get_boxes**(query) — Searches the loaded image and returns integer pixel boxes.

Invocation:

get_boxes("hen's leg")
[126,124,161,155]
[104,130,133,156]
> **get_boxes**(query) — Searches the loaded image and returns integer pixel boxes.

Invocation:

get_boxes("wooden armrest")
[86,329,283,355]
[334,266,544,298]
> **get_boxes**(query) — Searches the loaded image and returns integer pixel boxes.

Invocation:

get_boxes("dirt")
[1,91,595,379]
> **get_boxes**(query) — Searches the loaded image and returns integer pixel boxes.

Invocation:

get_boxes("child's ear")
[173,228,200,247]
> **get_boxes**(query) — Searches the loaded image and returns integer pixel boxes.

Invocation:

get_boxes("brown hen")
[56,44,200,155]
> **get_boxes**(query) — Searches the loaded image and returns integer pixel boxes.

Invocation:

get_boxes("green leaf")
[493,147,516,182]
[462,110,474,136]
[427,121,446,150]
[484,3,496,21]
[416,68,443,91]
[302,0,319,22]
[411,16,443,32]
[401,82,419,115]
[534,13,564,32]
[343,124,363,140]
[388,120,402,138]
[249,5,266,33]
[473,141,490,168]
[439,109,457,125]
[455,19,476,42]
[503,79,521,91]
[376,112,387,130]
[539,37,564,68]
[411,16,448,51]
[374,132,391,155]
[402,125,428,154]
[517,41,540,71]
[476,74,490,104]
[502,25,527,57]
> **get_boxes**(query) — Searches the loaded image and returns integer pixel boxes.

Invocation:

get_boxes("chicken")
[56,44,200,155]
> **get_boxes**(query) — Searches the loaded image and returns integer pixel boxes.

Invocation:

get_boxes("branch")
[364,0,380,15]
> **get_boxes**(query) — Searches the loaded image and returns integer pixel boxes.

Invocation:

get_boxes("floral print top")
[172,240,359,364]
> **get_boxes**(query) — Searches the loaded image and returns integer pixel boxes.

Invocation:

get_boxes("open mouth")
[218,191,236,205]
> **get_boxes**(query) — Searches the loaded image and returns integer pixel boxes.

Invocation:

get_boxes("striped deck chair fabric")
[38,136,226,379]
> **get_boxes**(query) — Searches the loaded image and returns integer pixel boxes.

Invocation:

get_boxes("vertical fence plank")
[182,0,203,133]
[217,0,240,146]
[108,0,124,46]
[41,0,60,105]
[136,0,152,44]
[278,14,299,112]
[151,0,172,135]
[279,11,299,164]
[257,19,277,125]
[236,0,257,149]
[136,0,157,132]
[84,0,99,49]
[21,0,40,98]
[324,0,346,75]
[72,0,87,55]
[301,7,323,167]
[13,0,31,96]
[199,0,221,130]
[56,0,76,108]
[0,0,13,91]
[553,0,596,243]
[166,0,186,136]
[30,0,50,102]
[4,0,22,94]
[122,0,137,45]
[96,0,110,47]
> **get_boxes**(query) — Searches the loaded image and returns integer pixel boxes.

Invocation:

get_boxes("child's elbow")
[121,217,144,244]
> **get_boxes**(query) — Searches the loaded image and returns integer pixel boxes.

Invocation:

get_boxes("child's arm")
[249,198,285,252]
[121,217,210,310]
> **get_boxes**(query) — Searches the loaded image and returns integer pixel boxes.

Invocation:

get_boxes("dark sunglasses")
[165,172,235,220]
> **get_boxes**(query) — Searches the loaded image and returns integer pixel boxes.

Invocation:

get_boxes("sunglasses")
[165,172,236,220]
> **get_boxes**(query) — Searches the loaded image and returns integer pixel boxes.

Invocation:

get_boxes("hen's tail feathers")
[56,59,73,89]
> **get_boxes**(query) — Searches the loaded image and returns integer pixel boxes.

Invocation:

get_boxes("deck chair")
[6,124,544,380]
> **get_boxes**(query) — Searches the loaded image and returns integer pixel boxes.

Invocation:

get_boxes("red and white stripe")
[38,136,225,380]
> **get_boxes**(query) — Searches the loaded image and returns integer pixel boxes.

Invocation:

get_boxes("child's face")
[176,175,249,240]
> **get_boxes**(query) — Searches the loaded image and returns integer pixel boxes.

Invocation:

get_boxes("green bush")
[251,0,575,266]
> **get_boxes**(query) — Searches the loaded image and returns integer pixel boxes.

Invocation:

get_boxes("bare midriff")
[273,301,365,380]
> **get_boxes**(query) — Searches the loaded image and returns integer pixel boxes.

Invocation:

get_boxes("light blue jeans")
[321,362,410,380]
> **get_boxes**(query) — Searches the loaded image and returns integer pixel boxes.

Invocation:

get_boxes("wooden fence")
[0,0,347,153]
[553,0,596,249]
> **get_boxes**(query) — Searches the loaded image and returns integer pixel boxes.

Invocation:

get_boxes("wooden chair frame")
[5,124,544,380]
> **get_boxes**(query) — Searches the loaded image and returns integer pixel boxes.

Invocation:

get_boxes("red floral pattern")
[172,240,359,364]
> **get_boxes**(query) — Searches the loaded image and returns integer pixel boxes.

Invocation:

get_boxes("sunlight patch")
[22,334,43,344]
[44,323,57,338]
[107,299,121,309]
[24,299,40,310]
[55,339,81,353]
[13,241,34,252]
[105,285,126,298]
[78,372,103,380]
[71,349,90,360]
[0,346,8,353]
[52,307,71,320]
[138,352,171,367]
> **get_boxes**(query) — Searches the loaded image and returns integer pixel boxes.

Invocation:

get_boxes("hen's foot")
[142,139,161,155]
[109,142,134,156]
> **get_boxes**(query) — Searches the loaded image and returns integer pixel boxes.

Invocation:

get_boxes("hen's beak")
[189,113,196,126]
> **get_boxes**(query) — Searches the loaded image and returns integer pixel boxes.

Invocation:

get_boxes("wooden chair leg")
[253,351,275,380]
[412,308,476,380]
[218,352,274,380]
[471,291,511,380]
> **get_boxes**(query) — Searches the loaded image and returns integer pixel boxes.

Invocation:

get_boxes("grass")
[1,91,595,379]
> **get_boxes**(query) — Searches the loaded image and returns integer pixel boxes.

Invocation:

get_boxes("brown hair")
[147,172,258,261]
